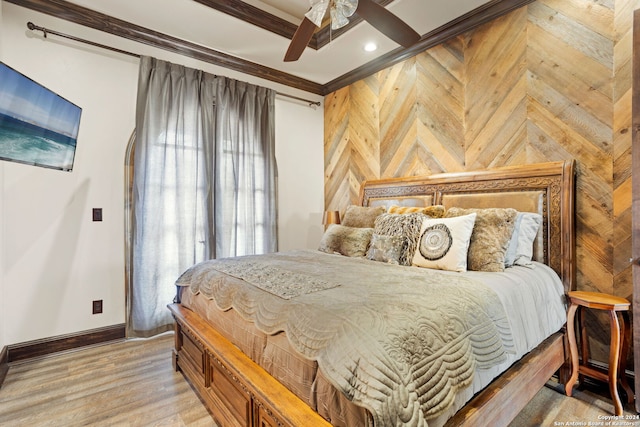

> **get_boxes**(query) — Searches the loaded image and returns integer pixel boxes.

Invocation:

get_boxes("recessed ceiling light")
[364,42,378,52]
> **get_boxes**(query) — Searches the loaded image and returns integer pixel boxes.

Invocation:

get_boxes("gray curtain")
[213,76,278,258]
[129,57,277,337]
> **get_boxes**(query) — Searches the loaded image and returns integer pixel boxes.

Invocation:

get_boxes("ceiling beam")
[190,0,314,48]
[5,0,535,97]
[190,0,397,51]
[4,0,325,95]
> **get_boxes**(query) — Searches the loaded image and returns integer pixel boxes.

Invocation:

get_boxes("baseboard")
[0,345,8,388]
[7,324,126,363]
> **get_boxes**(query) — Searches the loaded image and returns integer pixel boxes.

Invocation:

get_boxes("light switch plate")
[92,300,103,314]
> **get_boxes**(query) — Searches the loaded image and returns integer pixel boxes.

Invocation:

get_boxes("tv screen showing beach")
[0,62,82,171]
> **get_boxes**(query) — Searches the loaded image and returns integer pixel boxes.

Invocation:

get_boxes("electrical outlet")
[92,300,103,314]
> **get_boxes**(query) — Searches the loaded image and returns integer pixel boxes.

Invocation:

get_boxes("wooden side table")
[564,291,634,415]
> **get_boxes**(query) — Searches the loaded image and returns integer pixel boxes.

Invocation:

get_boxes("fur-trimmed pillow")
[445,207,518,272]
[366,234,405,264]
[318,224,373,257]
[373,212,427,266]
[412,214,477,272]
[388,205,445,218]
[341,205,386,228]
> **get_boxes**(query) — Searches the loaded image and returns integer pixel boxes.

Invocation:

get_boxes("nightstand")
[564,291,634,415]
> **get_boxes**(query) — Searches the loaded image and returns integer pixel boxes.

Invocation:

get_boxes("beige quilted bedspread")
[176,249,514,426]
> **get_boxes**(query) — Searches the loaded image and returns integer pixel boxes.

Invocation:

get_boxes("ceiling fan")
[284,0,421,62]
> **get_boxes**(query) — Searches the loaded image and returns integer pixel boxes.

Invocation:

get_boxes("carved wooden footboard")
[169,302,332,427]
[169,302,566,427]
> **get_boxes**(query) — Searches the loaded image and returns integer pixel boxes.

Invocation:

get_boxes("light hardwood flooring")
[0,334,636,427]
[0,334,214,427]
[510,380,639,427]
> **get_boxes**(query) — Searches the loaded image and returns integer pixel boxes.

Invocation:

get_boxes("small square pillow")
[318,224,373,257]
[445,207,518,272]
[412,213,477,272]
[373,212,427,266]
[504,212,542,267]
[388,205,445,218]
[366,234,405,264]
[341,205,386,228]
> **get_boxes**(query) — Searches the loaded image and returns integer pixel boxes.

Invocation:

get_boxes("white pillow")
[504,212,542,267]
[412,213,477,272]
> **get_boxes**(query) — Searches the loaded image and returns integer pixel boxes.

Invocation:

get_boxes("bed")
[168,160,576,427]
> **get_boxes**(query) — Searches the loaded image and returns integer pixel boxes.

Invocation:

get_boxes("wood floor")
[510,380,638,427]
[0,333,636,427]
[0,334,214,427]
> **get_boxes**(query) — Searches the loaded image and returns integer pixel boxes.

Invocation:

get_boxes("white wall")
[276,98,325,251]
[0,3,324,345]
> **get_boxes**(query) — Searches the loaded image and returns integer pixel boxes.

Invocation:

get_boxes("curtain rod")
[26,22,322,107]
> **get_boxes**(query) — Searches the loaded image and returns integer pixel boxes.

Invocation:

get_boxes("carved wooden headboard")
[359,160,576,294]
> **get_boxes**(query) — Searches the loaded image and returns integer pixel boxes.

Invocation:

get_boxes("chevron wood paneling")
[324,0,634,365]
[378,58,420,177]
[612,0,639,367]
[415,38,466,174]
[324,86,350,211]
[613,0,639,301]
[324,75,381,212]
[465,8,528,170]
[528,0,615,323]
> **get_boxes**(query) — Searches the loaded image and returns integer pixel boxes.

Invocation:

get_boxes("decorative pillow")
[412,213,477,272]
[341,205,386,228]
[445,207,518,272]
[388,205,445,218]
[373,212,427,266]
[318,224,373,257]
[505,212,543,267]
[366,234,405,265]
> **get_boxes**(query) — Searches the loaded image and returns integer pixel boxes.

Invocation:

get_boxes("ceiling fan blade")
[356,0,420,48]
[284,17,318,62]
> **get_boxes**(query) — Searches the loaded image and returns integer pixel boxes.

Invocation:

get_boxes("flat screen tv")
[0,62,82,172]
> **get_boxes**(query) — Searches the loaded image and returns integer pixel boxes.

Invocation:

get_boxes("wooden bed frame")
[168,160,576,427]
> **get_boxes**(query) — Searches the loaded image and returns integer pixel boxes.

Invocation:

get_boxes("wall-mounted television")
[0,62,82,172]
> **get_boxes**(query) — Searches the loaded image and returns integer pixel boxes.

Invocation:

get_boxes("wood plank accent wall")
[324,0,636,365]
[615,0,637,324]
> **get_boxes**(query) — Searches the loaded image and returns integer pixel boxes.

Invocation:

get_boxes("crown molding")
[323,0,534,94]
[5,0,324,95]
[6,0,533,96]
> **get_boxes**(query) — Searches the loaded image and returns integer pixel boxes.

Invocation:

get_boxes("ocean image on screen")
[0,63,82,171]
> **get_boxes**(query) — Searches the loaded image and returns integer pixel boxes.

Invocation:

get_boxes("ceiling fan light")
[330,9,350,29]
[305,0,329,27]
[335,0,357,18]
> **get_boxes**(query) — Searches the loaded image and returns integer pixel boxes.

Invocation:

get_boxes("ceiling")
[9,0,529,95]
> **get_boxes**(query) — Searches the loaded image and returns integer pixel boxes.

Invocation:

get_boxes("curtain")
[213,76,277,258]
[128,57,277,337]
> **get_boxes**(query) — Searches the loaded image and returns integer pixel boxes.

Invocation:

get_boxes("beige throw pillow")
[341,205,386,228]
[318,224,373,257]
[366,234,405,265]
[445,207,518,272]
[373,212,427,266]
[388,205,445,218]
